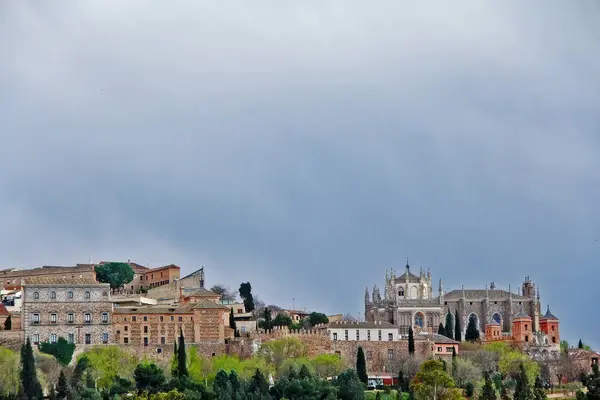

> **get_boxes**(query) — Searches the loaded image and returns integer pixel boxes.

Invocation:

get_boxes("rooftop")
[192,299,229,310]
[542,305,558,320]
[183,287,219,298]
[0,303,9,316]
[442,289,528,301]
[23,276,103,286]
[418,333,459,344]
[180,267,205,280]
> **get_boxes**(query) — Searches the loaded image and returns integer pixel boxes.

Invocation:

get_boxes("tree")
[213,370,233,400]
[210,285,235,301]
[247,369,269,395]
[171,341,178,377]
[357,347,368,385]
[465,315,480,342]
[39,337,76,366]
[94,262,135,290]
[408,327,415,355]
[466,382,474,398]
[257,336,307,371]
[239,282,255,312]
[4,314,11,330]
[586,363,600,400]
[259,307,273,330]
[56,371,68,400]
[454,310,462,342]
[411,359,462,400]
[438,323,445,335]
[534,376,547,400]
[20,338,43,400]
[78,346,137,389]
[72,355,90,388]
[177,328,188,378]
[560,340,570,353]
[48,385,57,400]
[452,358,480,388]
[229,370,241,397]
[313,354,347,378]
[85,372,95,389]
[579,339,584,349]
[308,312,329,326]
[229,308,237,334]
[0,346,20,397]
[480,373,497,400]
[272,313,293,328]
[334,369,365,400]
[444,312,454,340]
[133,362,165,394]
[299,364,312,380]
[514,364,534,400]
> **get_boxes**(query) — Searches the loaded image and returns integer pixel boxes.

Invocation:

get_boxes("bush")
[38,337,75,366]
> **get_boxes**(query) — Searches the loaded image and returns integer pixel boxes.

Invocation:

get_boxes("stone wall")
[0,330,24,345]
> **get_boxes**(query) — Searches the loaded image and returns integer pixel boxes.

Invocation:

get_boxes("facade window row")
[31,290,108,300]
[332,329,394,341]
[31,332,109,345]
[32,312,109,324]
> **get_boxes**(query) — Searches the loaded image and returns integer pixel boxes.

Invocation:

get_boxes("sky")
[1,1,599,347]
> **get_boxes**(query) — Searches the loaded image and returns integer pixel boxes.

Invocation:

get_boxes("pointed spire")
[439,278,443,294]
[365,286,370,302]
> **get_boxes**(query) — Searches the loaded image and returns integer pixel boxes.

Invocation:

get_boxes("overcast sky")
[1,1,599,347]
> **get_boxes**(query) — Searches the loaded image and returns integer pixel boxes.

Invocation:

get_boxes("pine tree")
[438,322,445,335]
[466,382,475,398]
[465,316,480,342]
[20,338,43,400]
[56,371,68,400]
[408,327,415,355]
[444,311,454,339]
[514,364,534,400]
[171,341,178,378]
[299,364,311,379]
[454,309,462,342]
[534,376,547,400]
[4,314,12,330]
[288,365,298,380]
[177,328,188,378]
[248,369,269,394]
[481,372,497,400]
[357,346,368,385]
[579,339,584,349]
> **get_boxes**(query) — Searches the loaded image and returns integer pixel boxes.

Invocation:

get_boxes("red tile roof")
[0,303,9,316]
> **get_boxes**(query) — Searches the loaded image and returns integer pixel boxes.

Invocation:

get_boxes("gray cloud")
[1,1,599,346]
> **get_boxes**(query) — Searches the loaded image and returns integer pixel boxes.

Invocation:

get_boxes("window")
[160,316,164,322]
[51,313,57,323]
[551,326,555,332]
[388,333,393,341]
[241,326,246,333]
[144,326,148,333]
[237,309,243,313]
[33,292,39,300]
[68,291,73,299]
[525,335,529,342]
[170,316,174,321]
[335,351,341,357]
[161,337,166,344]
[143,337,149,346]
[398,288,404,296]
[378,330,382,341]
[68,334,74,344]
[85,334,91,344]
[84,313,91,323]
[157,348,162,354]
[437,347,442,352]
[50,334,57,343]
[525,324,528,330]
[33,334,39,344]
[366,351,372,360]
[102,333,109,344]
[132,316,137,322]
[124,326,128,332]
[50,291,56,299]
[85,291,90,299]
[446,347,453,352]
[333,333,338,341]
[552,337,556,344]
[102,313,109,323]
[344,330,349,340]
[143,316,148,322]
[356,330,360,340]
[67,313,74,323]
[469,302,473,305]
[124,337,129,344]
[367,330,371,341]
[178,316,182,322]
[32,314,40,324]
[387,349,394,360]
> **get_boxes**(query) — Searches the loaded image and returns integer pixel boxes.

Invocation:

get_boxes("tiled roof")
[442,289,528,301]
[23,276,102,285]
[114,305,193,314]
[514,308,531,319]
[1,265,95,276]
[542,305,558,320]
[419,333,459,344]
[184,287,219,297]
[180,267,204,280]
[0,303,9,316]
[328,321,397,329]
[148,264,180,273]
[192,299,229,310]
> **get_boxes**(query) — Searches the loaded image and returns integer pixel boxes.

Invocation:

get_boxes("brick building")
[1,265,96,291]
[22,276,112,345]
[143,264,180,290]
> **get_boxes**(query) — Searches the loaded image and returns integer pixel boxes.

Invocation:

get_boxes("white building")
[327,320,399,341]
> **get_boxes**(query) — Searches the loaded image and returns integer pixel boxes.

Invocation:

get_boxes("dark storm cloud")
[1,1,599,346]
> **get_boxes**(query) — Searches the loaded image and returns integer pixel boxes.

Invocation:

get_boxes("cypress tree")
[356,346,368,385]
[481,372,497,400]
[56,371,68,400]
[514,364,534,400]
[177,328,188,378]
[465,316,480,342]
[454,309,462,342]
[4,314,12,330]
[437,323,445,335]
[229,308,237,334]
[398,371,405,390]
[20,337,43,400]
[466,382,475,398]
[299,364,311,379]
[444,311,454,339]
[408,327,415,355]
[579,339,584,349]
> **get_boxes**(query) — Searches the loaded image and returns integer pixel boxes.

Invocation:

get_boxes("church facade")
[365,261,558,349]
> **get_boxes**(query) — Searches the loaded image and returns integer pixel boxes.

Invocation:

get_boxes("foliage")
[72,354,91,387]
[579,339,584,349]
[239,282,255,312]
[273,313,293,328]
[4,314,11,330]
[20,337,43,400]
[451,357,481,388]
[134,362,166,394]
[334,369,365,400]
[171,342,179,378]
[210,284,236,301]
[560,341,570,353]
[586,363,600,400]
[248,368,270,395]
[308,312,329,326]
[78,345,138,389]
[0,346,20,397]
[411,360,462,400]
[258,336,307,371]
[213,370,233,399]
[408,327,415,355]
[229,308,238,336]
[94,262,135,290]
[465,382,474,398]
[357,347,368,385]
[438,323,445,335]
[38,337,76,366]
[313,353,347,378]
[534,376,547,400]
[469,349,499,375]
[465,316,479,342]
[514,364,534,400]
[480,373,497,400]
[445,312,454,340]
[494,347,539,384]
[186,346,212,384]
[454,309,462,342]
[259,307,273,330]
[280,357,315,378]
[177,328,188,378]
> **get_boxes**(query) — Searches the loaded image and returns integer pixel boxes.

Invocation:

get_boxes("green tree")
[313,353,347,378]
[586,363,600,400]
[4,314,11,330]
[299,364,312,380]
[133,362,166,394]
[560,340,570,353]
[356,347,368,385]
[229,308,238,337]
[0,346,20,397]
[78,346,137,389]
[56,371,68,400]
[534,376,547,400]
[72,355,90,388]
[94,262,135,290]
[410,360,462,400]
[229,370,241,398]
[259,307,273,330]
[247,369,269,395]
[454,310,462,342]
[210,285,235,301]
[514,364,534,400]
[408,327,415,355]
[272,313,293,328]
[38,337,76,366]
[85,372,95,389]
[213,370,233,400]
[444,312,454,340]
[257,336,307,372]
[171,341,178,378]
[239,282,255,312]
[466,382,474,398]
[465,315,480,342]
[481,373,497,400]
[177,329,188,378]
[438,323,445,335]
[20,337,43,400]
[334,369,365,400]
[451,357,480,388]
[308,312,329,326]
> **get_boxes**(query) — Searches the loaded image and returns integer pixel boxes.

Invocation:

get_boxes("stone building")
[1,264,96,291]
[327,320,400,342]
[146,267,206,302]
[22,276,112,345]
[365,261,554,345]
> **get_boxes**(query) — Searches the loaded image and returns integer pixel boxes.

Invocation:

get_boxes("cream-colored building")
[327,321,400,341]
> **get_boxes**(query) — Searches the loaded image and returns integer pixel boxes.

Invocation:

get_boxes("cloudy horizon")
[1,1,599,348]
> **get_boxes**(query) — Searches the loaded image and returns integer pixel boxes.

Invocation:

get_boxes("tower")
[540,305,560,348]
[512,308,533,344]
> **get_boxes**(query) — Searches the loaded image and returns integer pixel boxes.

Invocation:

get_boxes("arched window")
[414,312,424,328]
[398,288,404,297]
[492,313,502,325]
[85,291,91,299]
[67,291,73,299]
[50,291,56,299]
[33,292,39,300]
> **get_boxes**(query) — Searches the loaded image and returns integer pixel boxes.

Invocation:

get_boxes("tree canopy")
[239,282,255,312]
[411,359,462,400]
[94,262,135,290]
[356,347,368,385]
[308,312,329,326]
[272,313,293,327]
[465,315,480,342]
[39,337,76,366]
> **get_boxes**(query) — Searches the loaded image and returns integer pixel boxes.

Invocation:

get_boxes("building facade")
[327,321,400,342]
[22,277,112,345]
[1,265,96,291]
